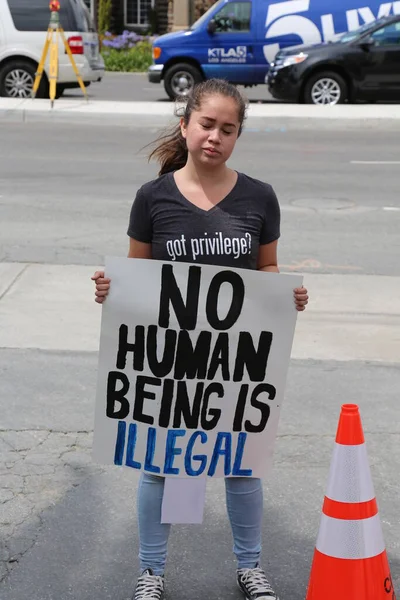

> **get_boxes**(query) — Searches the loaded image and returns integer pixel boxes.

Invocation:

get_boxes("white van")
[0,0,104,98]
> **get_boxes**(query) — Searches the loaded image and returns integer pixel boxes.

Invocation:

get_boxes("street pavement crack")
[0,263,30,301]
[0,428,102,583]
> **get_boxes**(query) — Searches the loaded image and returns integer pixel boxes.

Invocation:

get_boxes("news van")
[148,0,400,98]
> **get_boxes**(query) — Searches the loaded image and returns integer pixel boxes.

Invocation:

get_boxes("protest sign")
[93,257,302,479]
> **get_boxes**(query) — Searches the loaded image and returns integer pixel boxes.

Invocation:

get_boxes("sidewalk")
[1,262,399,363]
[2,98,400,127]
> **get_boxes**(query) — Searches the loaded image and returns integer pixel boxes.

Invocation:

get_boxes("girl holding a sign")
[92,79,308,600]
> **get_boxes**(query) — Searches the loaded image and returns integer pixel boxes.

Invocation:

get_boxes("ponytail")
[148,123,188,176]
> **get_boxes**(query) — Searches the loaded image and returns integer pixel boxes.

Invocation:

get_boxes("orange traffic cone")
[306,403,396,600]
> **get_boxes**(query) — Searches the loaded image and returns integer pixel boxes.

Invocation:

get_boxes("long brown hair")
[148,79,248,176]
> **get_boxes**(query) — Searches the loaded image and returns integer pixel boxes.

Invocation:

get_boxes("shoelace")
[134,573,164,600]
[239,567,277,598]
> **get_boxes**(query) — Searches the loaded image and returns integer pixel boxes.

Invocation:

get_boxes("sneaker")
[133,569,164,600]
[237,565,279,600]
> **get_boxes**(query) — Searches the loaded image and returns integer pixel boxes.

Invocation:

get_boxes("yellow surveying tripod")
[32,0,88,107]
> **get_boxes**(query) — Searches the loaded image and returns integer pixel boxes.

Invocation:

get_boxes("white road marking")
[351,160,400,165]
[281,204,399,213]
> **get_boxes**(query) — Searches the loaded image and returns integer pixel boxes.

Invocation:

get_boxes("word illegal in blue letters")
[114,421,252,477]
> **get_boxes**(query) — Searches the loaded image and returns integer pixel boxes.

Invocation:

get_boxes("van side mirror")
[207,19,217,34]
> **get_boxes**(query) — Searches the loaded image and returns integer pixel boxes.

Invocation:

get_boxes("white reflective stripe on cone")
[316,514,386,560]
[326,443,375,503]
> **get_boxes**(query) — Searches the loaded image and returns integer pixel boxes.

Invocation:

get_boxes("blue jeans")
[137,473,263,576]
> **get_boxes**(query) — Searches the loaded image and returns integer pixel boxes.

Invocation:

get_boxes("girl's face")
[181,94,240,168]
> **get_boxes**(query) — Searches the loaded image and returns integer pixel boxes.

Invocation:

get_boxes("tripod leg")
[32,29,52,98]
[59,28,88,101]
[49,29,59,107]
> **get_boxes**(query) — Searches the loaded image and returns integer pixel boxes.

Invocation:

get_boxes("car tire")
[303,71,348,105]
[0,59,49,99]
[164,63,203,100]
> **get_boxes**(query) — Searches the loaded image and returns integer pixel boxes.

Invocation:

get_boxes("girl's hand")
[91,270,111,304]
[294,286,308,312]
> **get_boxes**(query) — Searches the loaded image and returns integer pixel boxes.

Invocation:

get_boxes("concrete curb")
[1,98,400,128]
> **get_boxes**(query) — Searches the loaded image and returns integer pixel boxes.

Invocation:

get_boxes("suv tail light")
[67,36,84,55]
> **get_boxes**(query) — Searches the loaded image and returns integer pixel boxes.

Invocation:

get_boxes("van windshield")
[338,16,388,42]
[190,0,224,30]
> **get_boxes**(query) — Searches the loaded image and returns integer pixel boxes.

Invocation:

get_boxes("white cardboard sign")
[93,257,302,479]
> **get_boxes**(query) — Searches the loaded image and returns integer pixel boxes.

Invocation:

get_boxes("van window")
[7,0,76,31]
[190,0,224,30]
[213,2,251,32]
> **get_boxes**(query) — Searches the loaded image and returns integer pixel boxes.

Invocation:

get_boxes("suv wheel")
[164,63,203,100]
[0,59,49,99]
[304,71,348,105]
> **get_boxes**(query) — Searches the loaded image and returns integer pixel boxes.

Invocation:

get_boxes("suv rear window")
[7,0,82,31]
[69,0,96,32]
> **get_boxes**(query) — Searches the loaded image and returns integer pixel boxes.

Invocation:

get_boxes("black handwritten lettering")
[116,325,145,371]
[158,264,201,330]
[173,330,212,380]
[106,371,130,419]
[206,271,245,330]
[146,325,177,377]
[201,383,224,430]
[245,384,276,433]
[173,381,204,429]
[207,333,230,380]
[232,384,249,431]
[158,378,175,428]
[133,376,162,425]
[233,331,273,382]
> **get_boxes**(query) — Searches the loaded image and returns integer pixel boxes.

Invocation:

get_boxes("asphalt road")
[0,119,399,600]
[0,120,399,275]
[64,71,277,103]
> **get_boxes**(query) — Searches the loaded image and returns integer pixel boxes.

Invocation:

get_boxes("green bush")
[101,42,153,72]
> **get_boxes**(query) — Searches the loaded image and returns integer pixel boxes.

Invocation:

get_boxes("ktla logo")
[208,46,247,59]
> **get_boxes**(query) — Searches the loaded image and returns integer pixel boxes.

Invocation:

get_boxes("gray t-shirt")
[127,172,280,270]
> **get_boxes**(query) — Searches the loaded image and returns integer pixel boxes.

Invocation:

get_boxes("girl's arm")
[257,241,279,273]
[257,241,308,312]
[128,238,152,259]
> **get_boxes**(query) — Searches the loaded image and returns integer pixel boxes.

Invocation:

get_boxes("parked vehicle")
[267,15,400,104]
[0,0,104,99]
[148,0,400,99]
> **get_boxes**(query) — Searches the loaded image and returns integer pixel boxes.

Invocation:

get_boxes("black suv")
[267,15,400,105]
